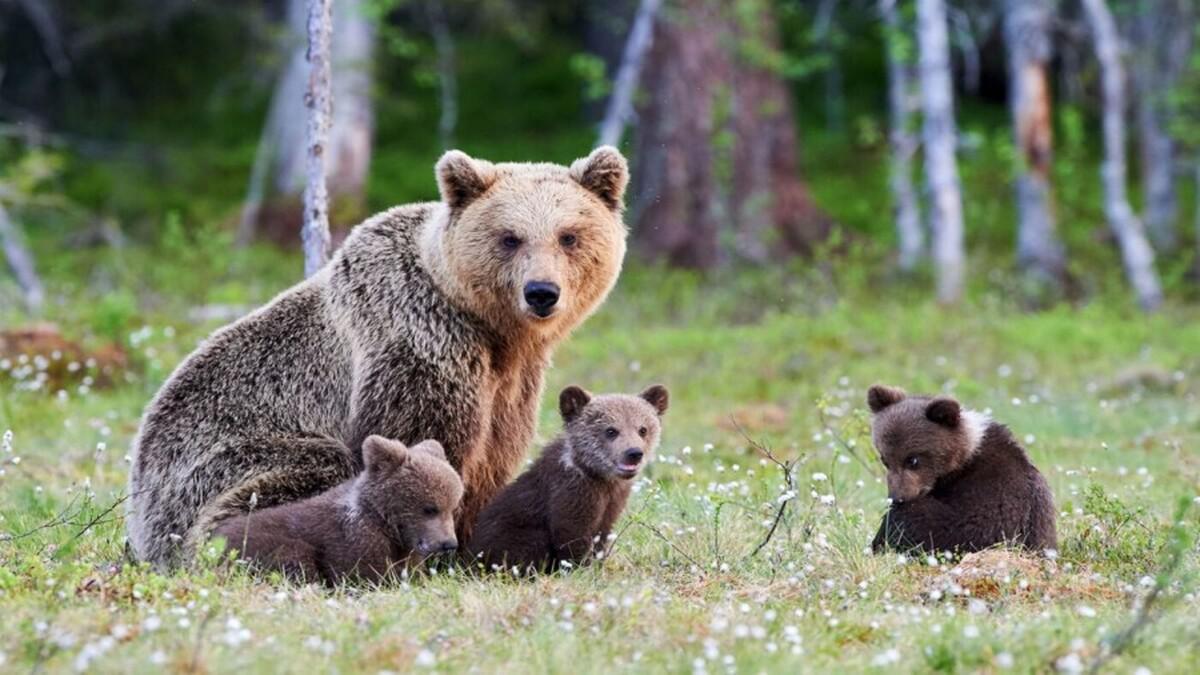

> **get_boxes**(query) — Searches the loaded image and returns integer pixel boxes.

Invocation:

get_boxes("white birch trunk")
[1005,0,1064,285]
[598,0,662,148]
[303,0,333,278]
[327,0,374,200]
[0,203,45,311]
[240,0,373,246]
[880,0,924,270]
[1132,6,1175,249]
[1132,0,1193,250]
[1082,0,1163,311]
[917,0,966,303]
[425,0,458,150]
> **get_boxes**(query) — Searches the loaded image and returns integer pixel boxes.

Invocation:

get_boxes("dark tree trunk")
[632,0,830,269]
[632,0,725,268]
[1006,0,1065,287]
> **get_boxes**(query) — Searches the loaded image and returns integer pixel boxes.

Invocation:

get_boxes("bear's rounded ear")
[436,150,496,212]
[413,439,448,463]
[559,385,593,422]
[640,384,670,416]
[867,384,906,413]
[925,397,961,427]
[570,146,629,212]
[363,435,408,472]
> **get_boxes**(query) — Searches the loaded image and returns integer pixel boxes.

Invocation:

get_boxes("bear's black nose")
[438,538,458,553]
[623,448,644,465]
[524,281,560,316]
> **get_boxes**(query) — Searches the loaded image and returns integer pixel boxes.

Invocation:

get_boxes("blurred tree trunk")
[239,0,374,246]
[880,0,924,271]
[814,0,844,132]
[303,0,333,278]
[632,0,830,269]
[916,0,965,304]
[632,0,724,268]
[1194,161,1200,280]
[0,203,44,312]
[1005,0,1065,288]
[598,0,661,148]
[1131,0,1193,250]
[1082,0,1163,311]
[424,0,457,150]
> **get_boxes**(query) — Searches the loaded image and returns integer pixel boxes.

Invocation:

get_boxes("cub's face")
[866,385,973,504]
[433,147,629,336]
[560,385,669,480]
[360,436,464,559]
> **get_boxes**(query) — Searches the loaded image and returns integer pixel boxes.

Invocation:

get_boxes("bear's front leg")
[873,497,961,553]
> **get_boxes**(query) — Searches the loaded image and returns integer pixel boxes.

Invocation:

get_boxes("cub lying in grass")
[466,384,669,573]
[213,436,462,584]
[867,384,1057,554]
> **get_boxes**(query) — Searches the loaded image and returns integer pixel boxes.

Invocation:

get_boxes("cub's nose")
[437,539,458,553]
[622,448,645,465]
[523,281,560,316]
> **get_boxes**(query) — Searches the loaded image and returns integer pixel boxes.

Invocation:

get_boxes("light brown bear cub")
[466,384,669,572]
[867,384,1057,554]
[213,436,463,584]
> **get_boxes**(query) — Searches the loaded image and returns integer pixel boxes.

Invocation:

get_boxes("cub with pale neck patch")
[867,385,1057,554]
[466,384,669,572]
[213,436,463,584]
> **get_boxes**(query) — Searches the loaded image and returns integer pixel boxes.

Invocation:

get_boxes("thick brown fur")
[128,147,629,568]
[867,385,1057,554]
[466,385,669,572]
[211,436,462,584]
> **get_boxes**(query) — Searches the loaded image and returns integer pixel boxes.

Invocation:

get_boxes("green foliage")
[569,53,611,102]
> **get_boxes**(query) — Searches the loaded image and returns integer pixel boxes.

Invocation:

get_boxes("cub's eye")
[905,456,920,469]
[637,427,648,438]
[559,232,578,248]
[422,505,438,516]
[604,427,619,440]
[500,234,523,250]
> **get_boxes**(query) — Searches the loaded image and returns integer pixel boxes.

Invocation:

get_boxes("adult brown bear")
[127,147,629,568]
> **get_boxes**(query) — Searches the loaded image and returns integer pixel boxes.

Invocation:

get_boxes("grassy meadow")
[2,246,1199,673]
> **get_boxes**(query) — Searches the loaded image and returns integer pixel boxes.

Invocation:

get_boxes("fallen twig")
[731,419,800,558]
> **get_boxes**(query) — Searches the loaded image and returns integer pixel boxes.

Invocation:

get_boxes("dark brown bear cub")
[867,385,1057,554]
[212,436,463,584]
[466,384,669,572]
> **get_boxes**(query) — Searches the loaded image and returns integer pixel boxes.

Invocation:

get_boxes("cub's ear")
[570,145,629,212]
[559,385,593,422]
[925,397,962,427]
[363,435,408,472]
[436,150,496,211]
[867,384,906,413]
[640,384,670,416]
[412,439,448,463]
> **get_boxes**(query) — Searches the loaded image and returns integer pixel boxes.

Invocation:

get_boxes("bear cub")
[466,384,669,572]
[212,436,463,584]
[867,384,1057,554]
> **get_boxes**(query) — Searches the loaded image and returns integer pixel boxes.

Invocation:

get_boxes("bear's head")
[359,435,464,559]
[866,384,990,504]
[426,146,629,340]
[559,384,669,481]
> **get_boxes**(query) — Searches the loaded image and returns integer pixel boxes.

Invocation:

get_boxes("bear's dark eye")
[905,456,920,469]
[500,234,523,250]
[559,232,578,248]
[638,427,648,438]
[605,427,619,440]
[422,505,439,516]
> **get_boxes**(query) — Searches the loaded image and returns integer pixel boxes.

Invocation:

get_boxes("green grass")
[2,252,1199,673]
